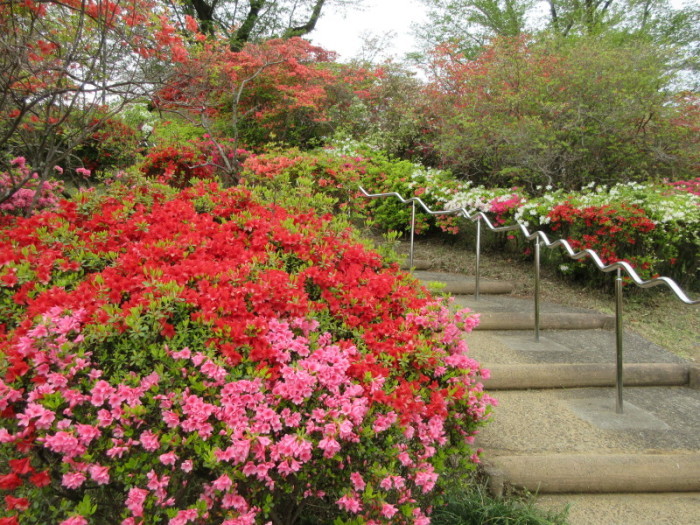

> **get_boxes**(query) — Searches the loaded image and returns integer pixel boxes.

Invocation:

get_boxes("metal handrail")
[359,186,699,414]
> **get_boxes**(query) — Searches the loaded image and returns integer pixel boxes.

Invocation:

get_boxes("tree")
[169,0,360,50]
[0,0,190,212]
[152,37,344,184]
[416,0,699,78]
[424,35,699,190]
[415,0,532,57]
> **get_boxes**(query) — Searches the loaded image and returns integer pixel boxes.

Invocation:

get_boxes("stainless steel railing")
[359,187,699,414]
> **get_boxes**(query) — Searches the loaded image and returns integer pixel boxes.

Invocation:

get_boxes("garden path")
[412,264,700,525]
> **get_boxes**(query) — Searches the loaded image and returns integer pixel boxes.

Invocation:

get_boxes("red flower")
[0,517,19,525]
[29,471,50,488]
[0,474,22,491]
[8,458,32,475]
[4,495,29,511]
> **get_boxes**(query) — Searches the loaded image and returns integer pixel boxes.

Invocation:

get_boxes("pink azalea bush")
[0,158,63,218]
[0,180,492,524]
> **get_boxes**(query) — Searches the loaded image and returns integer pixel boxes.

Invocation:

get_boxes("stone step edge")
[482,453,700,496]
[480,363,698,390]
[475,312,615,331]
[400,259,431,271]
[424,281,515,295]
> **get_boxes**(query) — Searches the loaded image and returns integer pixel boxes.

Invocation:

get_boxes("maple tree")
[153,37,384,185]
[0,0,189,212]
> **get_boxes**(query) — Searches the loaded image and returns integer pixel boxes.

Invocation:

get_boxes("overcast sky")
[309,0,428,61]
[309,0,694,62]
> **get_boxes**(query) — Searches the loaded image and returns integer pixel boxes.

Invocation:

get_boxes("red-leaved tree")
[0,0,191,212]
[153,37,366,185]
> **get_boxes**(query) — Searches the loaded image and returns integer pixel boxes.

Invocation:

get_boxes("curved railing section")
[359,186,699,414]
[359,187,699,305]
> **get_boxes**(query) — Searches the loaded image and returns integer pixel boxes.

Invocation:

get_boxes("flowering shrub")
[327,137,528,235]
[667,177,700,196]
[73,117,142,178]
[0,180,492,524]
[140,137,248,187]
[0,158,63,218]
[330,140,697,286]
[241,148,368,217]
[513,181,700,285]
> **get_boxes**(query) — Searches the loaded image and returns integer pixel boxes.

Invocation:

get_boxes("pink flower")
[336,494,362,513]
[180,459,193,472]
[212,473,233,491]
[60,517,87,525]
[159,451,178,466]
[349,472,365,491]
[372,411,397,433]
[140,430,160,451]
[168,508,198,525]
[414,466,438,494]
[221,493,248,511]
[76,424,101,446]
[380,503,398,519]
[318,437,341,458]
[43,431,83,457]
[171,347,191,360]
[125,487,148,517]
[62,471,86,489]
[90,380,115,407]
[89,464,110,485]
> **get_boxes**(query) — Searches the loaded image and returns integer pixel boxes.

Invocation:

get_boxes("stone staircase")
[413,265,700,524]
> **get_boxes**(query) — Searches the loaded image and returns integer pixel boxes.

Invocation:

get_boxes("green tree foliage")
[416,0,699,85]
[424,35,699,190]
[415,0,532,57]
[330,62,429,160]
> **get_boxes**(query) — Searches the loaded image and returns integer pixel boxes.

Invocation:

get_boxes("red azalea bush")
[546,201,658,277]
[141,137,248,188]
[0,180,492,524]
[240,148,371,218]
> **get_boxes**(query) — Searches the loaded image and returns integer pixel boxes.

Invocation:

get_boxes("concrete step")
[482,363,692,390]
[535,492,700,525]
[413,270,515,295]
[475,312,614,330]
[484,453,700,495]
[427,280,515,295]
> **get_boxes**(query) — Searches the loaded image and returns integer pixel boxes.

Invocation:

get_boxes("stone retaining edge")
[475,312,615,330]
[484,453,700,495]
[481,363,690,390]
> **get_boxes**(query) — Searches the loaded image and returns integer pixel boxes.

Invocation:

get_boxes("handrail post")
[409,200,416,269]
[615,268,624,414]
[475,216,481,301]
[534,237,541,342]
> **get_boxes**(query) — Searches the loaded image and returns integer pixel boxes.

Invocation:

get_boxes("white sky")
[309,0,693,62]
[309,0,428,61]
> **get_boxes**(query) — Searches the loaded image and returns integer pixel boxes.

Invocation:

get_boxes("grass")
[297,471,569,525]
[432,483,569,525]
[382,231,698,363]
